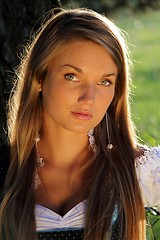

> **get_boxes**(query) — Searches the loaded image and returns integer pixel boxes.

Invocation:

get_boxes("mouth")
[71,110,93,120]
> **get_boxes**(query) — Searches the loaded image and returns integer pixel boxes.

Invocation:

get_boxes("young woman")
[0,8,160,240]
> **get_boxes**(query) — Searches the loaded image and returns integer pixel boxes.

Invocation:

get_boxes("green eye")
[64,73,78,81]
[98,80,111,86]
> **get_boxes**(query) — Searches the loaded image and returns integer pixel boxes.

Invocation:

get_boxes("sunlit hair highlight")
[0,8,145,240]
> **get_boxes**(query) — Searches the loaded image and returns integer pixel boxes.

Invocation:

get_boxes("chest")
[35,166,84,216]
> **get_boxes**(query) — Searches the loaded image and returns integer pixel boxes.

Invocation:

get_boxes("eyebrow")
[61,64,117,77]
[62,64,83,73]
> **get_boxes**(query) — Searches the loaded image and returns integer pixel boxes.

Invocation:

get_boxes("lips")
[71,110,93,120]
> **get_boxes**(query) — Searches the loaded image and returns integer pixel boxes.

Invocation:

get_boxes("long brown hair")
[0,8,145,240]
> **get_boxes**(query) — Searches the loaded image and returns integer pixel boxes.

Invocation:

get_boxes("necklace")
[34,131,95,189]
[35,136,45,189]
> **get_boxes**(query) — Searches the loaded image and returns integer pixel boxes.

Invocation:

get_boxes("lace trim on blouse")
[135,145,160,211]
[35,146,160,232]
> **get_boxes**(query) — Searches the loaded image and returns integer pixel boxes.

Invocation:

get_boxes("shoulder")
[135,145,160,211]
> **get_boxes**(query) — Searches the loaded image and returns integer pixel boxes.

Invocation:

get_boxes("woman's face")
[41,40,117,133]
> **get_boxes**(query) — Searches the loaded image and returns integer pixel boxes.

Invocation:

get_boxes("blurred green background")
[0,0,159,145]
[110,9,160,146]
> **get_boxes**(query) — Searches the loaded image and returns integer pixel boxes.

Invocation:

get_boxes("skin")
[42,40,117,134]
[36,40,117,215]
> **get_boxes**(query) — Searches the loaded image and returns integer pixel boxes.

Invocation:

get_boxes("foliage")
[110,9,160,146]
[0,0,61,143]
[0,1,160,237]
[0,0,160,145]
[145,207,160,240]
[61,0,160,12]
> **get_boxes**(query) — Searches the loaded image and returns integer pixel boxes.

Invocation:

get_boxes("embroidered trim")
[135,145,160,168]
[135,153,149,168]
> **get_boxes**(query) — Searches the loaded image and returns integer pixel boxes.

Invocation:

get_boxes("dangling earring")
[35,135,45,168]
[38,80,42,92]
[87,129,96,152]
[106,113,113,150]
[34,135,45,189]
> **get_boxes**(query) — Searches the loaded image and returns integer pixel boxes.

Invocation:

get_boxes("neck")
[38,126,91,167]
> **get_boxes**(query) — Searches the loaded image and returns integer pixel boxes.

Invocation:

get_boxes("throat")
[35,142,93,216]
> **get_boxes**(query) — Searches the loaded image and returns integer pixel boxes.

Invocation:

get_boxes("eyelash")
[97,79,112,87]
[64,73,79,81]
[64,73,112,86]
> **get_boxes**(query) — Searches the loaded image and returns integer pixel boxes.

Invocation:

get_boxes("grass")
[110,8,160,146]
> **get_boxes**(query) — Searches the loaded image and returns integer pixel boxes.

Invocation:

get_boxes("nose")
[78,84,95,105]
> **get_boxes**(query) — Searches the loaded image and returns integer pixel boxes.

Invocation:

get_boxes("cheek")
[96,89,115,122]
[98,88,115,110]
[94,95,113,125]
[42,82,58,112]
[42,82,74,112]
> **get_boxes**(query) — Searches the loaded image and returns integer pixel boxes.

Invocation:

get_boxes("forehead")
[49,39,117,73]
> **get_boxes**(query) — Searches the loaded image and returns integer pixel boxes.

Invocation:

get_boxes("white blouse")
[35,146,160,232]
[35,200,87,231]
[135,145,160,211]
